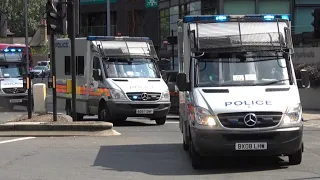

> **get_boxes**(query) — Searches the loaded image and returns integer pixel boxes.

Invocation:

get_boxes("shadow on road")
[93,143,288,176]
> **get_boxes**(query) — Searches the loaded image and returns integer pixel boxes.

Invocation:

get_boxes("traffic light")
[46,0,65,34]
[311,8,320,38]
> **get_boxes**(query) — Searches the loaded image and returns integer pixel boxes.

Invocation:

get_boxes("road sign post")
[145,0,158,8]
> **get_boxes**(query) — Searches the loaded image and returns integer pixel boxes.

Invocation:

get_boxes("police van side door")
[87,55,106,114]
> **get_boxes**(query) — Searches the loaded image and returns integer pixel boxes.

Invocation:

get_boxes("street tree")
[0,0,46,37]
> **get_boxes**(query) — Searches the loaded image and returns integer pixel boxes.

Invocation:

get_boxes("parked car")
[163,70,179,114]
[30,65,50,78]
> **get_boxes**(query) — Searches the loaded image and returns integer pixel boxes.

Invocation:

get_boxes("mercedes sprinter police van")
[176,14,310,169]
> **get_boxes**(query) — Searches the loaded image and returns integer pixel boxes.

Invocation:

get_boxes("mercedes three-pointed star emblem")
[243,113,257,127]
[141,93,148,101]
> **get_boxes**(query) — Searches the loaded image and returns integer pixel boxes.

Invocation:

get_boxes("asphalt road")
[0,118,320,180]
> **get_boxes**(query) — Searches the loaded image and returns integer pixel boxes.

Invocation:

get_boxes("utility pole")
[67,0,77,121]
[106,0,111,35]
[24,0,32,119]
[171,30,174,70]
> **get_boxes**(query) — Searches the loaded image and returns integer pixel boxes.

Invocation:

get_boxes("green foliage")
[0,0,46,37]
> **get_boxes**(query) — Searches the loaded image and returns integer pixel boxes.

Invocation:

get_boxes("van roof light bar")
[183,14,291,23]
[87,36,150,41]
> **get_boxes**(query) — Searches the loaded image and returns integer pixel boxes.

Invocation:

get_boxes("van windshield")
[196,51,290,87]
[0,53,22,61]
[0,65,24,78]
[103,58,160,78]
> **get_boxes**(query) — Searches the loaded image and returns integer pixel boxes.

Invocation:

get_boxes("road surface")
[1,118,320,179]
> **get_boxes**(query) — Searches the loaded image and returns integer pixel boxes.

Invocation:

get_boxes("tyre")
[155,117,166,125]
[65,100,72,116]
[189,138,204,169]
[182,124,189,151]
[289,148,302,165]
[98,102,108,121]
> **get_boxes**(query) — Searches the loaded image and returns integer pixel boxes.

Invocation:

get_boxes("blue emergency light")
[3,48,23,53]
[132,95,138,100]
[87,36,150,41]
[183,14,291,23]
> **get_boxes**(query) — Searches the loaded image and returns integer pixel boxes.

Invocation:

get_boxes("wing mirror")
[93,69,102,81]
[176,73,190,91]
[297,69,310,88]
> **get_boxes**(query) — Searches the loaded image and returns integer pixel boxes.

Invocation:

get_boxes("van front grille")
[218,112,283,128]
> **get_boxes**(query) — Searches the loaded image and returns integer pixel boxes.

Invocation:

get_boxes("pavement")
[0,118,320,180]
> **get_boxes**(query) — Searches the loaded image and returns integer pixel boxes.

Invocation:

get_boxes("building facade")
[79,0,160,50]
[158,0,320,64]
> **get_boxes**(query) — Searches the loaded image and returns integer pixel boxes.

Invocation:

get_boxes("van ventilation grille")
[126,92,161,101]
[265,87,290,92]
[202,89,229,93]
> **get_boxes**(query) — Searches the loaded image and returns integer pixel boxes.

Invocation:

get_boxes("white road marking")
[0,137,36,144]
[165,121,179,124]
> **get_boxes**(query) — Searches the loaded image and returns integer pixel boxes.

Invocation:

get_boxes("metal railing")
[80,25,117,36]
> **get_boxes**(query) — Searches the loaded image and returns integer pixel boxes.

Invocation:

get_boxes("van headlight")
[282,104,302,125]
[194,106,218,126]
[109,89,127,101]
[162,90,170,101]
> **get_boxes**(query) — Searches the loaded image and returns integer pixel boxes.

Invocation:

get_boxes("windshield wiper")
[256,79,289,86]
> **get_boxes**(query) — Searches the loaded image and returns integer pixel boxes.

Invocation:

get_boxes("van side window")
[76,56,85,76]
[65,56,71,75]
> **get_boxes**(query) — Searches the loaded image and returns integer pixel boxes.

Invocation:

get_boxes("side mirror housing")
[176,73,190,91]
[297,69,310,88]
[93,69,102,81]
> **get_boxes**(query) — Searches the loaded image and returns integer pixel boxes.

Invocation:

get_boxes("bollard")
[33,83,47,114]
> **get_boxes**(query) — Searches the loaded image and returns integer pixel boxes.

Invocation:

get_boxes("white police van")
[176,14,310,169]
[0,46,32,110]
[55,36,171,125]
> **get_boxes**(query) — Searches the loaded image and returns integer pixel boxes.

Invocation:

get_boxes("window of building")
[159,9,170,47]
[224,0,255,14]
[258,0,290,14]
[179,4,188,18]
[189,1,201,15]
[170,6,179,36]
[295,0,320,4]
[294,7,316,34]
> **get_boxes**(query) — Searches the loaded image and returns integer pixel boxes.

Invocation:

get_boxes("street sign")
[145,0,158,8]
[80,0,116,5]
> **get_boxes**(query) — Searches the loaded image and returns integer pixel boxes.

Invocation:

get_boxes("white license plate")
[9,99,23,103]
[136,109,154,114]
[235,142,267,150]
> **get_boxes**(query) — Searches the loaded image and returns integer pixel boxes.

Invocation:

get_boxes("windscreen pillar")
[33,83,47,114]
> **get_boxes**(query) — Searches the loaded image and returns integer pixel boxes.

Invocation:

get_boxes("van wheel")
[98,104,108,121]
[189,138,204,169]
[155,117,166,125]
[182,124,189,151]
[65,100,72,116]
[289,148,302,165]
[65,100,84,121]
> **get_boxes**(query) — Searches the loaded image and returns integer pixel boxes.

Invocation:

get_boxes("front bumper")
[0,94,31,107]
[191,125,303,157]
[106,101,171,119]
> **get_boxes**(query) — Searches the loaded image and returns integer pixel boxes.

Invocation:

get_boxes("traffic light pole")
[50,32,57,122]
[106,0,111,36]
[69,0,77,121]
[24,0,32,119]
